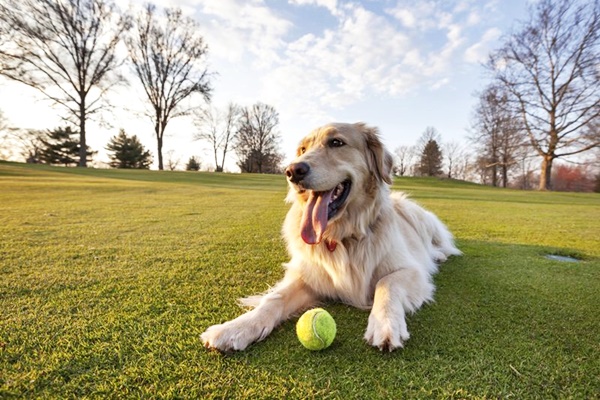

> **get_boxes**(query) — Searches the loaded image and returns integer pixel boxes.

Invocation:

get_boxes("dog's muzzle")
[285,162,310,184]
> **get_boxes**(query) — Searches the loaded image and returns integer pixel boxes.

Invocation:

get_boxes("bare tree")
[165,149,180,171]
[194,103,240,172]
[443,141,463,179]
[455,151,472,182]
[471,86,501,186]
[0,6,16,75]
[393,145,415,176]
[235,103,283,174]
[0,110,50,163]
[1,128,46,163]
[126,4,212,170]
[474,155,492,185]
[580,118,600,168]
[0,0,130,167]
[0,110,7,134]
[513,147,538,190]
[488,0,600,190]
[0,110,15,160]
[470,85,525,187]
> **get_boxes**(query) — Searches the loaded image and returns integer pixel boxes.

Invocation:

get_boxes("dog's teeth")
[331,183,343,202]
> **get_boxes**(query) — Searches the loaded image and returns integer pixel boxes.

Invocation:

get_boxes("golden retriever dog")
[201,122,460,352]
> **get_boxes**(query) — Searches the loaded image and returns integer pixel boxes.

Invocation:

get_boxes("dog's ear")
[361,123,394,185]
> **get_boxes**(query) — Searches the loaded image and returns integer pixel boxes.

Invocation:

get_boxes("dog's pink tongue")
[301,189,333,245]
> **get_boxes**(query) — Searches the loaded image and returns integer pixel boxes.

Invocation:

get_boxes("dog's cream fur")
[201,123,460,352]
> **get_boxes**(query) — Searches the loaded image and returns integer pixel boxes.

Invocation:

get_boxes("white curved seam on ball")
[312,311,325,347]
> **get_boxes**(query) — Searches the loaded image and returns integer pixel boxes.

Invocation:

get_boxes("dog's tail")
[427,208,462,262]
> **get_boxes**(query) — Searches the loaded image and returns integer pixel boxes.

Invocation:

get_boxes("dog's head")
[284,122,394,245]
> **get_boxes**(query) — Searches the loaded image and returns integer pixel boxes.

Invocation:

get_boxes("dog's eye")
[329,138,345,148]
[299,146,306,155]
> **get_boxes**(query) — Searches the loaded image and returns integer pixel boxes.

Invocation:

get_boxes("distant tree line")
[476,0,599,190]
[0,0,284,173]
[393,121,599,192]
[1,0,597,186]
[394,0,599,192]
[0,0,130,168]
[193,102,283,174]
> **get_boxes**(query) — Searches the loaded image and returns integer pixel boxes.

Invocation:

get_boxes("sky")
[0,0,535,171]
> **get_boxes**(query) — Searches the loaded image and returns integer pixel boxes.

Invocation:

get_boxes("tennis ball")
[296,308,336,350]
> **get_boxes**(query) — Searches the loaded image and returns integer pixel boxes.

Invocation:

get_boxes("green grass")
[1,161,599,399]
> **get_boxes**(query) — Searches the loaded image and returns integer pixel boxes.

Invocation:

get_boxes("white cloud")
[388,8,416,28]
[194,0,292,66]
[430,77,450,90]
[453,0,471,13]
[121,0,292,66]
[385,1,438,31]
[183,0,498,117]
[466,10,481,26]
[263,4,416,112]
[259,1,497,121]
[288,0,339,15]
[464,27,502,63]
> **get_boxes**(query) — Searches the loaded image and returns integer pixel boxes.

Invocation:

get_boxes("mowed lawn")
[1,161,598,399]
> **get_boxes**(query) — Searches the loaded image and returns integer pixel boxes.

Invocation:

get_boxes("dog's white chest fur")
[286,242,376,309]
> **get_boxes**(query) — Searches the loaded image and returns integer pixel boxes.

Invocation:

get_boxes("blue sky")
[0,0,534,170]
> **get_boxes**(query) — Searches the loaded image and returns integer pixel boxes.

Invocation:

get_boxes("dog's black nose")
[285,162,310,183]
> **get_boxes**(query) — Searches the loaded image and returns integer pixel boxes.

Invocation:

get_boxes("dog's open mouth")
[300,179,351,245]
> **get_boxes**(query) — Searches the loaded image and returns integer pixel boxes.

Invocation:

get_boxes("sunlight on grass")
[1,162,598,399]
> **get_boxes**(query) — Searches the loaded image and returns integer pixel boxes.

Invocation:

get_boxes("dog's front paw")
[201,312,271,352]
[201,322,246,352]
[364,311,410,352]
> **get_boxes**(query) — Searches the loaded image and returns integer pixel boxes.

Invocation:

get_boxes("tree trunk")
[219,144,229,173]
[213,148,220,172]
[155,114,163,171]
[157,136,163,171]
[539,155,553,190]
[78,101,87,167]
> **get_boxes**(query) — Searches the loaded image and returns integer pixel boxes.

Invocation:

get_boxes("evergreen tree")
[106,129,152,169]
[419,139,443,177]
[39,126,94,166]
[186,156,201,171]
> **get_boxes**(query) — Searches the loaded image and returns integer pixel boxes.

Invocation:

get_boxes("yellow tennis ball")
[296,308,336,350]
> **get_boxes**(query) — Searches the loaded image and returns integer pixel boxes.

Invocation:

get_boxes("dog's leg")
[364,268,434,351]
[201,274,317,352]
